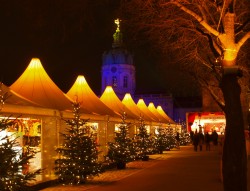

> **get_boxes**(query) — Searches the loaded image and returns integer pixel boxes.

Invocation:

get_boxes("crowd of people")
[190,129,219,151]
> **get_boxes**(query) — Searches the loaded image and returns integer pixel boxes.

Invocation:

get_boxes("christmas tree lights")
[134,116,152,160]
[153,127,169,153]
[54,102,103,185]
[106,113,136,169]
[0,83,41,190]
[179,132,192,146]
[165,128,178,150]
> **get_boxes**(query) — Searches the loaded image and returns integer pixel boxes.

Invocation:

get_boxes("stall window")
[0,117,42,176]
[123,76,128,88]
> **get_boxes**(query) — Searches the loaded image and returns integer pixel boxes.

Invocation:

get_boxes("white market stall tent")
[137,98,159,122]
[66,75,117,117]
[100,86,139,120]
[157,105,176,124]
[1,83,40,107]
[148,102,169,124]
[122,93,153,123]
[10,58,79,112]
[100,86,143,139]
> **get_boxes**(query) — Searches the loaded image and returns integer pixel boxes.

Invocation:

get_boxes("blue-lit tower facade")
[101,19,135,99]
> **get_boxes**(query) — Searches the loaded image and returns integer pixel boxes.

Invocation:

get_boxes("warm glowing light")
[123,93,131,101]
[0,116,30,120]
[148,102,167,123]
[114,18,121,32]
[156,106,175,124]
[224,48,237,61]
[104,86,113,93]
[28,58,43,69]
[148,102,153,107]
[75,75,87,85]
[137,99,159,122]
[223,47,238,67]
[137,99,145,106]
[10,57,74,110]
[66,75,115,115]
[157,105,163,111]
[122,93,146,120]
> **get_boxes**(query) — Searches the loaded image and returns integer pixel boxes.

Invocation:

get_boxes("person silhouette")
[205,132,211,151]
[212,130,218,146]
[198,131,204,151]
[193,130,199,151]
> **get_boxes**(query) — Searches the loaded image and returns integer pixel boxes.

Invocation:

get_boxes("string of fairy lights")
[106,112,192,169]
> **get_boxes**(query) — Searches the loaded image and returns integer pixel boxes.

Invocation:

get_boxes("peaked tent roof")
[122,93,152,122]
[66,75,117,116]
[157,105,176,124]
[100,86,138,119]
[136,99,158,122]
[10,58,89,112]
[148,102,169,123]
[0,83,40,106]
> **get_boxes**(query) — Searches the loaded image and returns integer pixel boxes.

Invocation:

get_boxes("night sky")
[0,1,199,97]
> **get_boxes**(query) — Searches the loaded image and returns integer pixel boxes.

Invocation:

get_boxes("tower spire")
[112,18,123,48]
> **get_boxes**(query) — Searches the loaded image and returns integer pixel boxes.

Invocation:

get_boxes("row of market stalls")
[0,58,177,182]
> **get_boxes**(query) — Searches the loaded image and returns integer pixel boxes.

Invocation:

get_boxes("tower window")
[112,76,117,87]
[123,76,128,88]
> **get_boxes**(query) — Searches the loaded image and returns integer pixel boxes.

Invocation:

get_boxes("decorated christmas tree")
[165,128,178,149]
[54,102,103,185]
[179,131,191,146]
[107,113,136,169]
[134,117,152,160]
[0,84,41,191]
[153,127,169,154]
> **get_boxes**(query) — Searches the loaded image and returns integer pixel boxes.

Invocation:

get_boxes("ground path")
[41,145,250,191]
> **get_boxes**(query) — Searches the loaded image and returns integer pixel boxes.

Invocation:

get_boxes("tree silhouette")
[120,1,250,190]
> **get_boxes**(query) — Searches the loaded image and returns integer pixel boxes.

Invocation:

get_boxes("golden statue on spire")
[113,18,123,48]
[114,18,121,32]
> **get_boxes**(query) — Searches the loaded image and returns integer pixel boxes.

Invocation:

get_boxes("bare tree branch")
[199,78,225,110]
[166,1,220,36]
[237,31,250,49]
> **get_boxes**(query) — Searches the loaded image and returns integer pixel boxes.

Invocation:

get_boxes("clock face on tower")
[111,66,117,73]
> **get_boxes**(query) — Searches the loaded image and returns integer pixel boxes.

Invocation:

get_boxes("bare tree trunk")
[221,73,247,191]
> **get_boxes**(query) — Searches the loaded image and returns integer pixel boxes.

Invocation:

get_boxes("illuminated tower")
[101,19,135,99]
